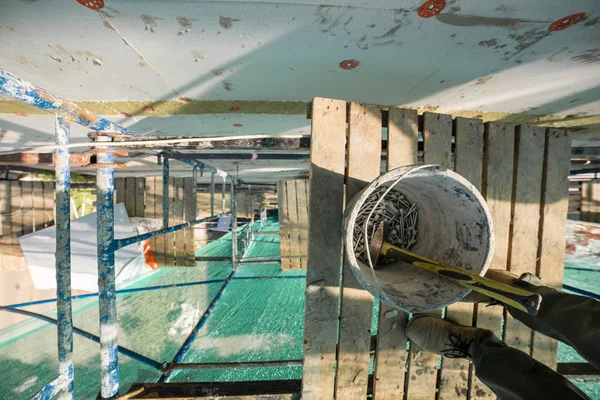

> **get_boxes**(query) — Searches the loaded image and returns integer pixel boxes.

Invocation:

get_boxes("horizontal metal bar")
[31,377,60,400]
[114,214,222,249]
[124,380,302,399]
[0,306,162,370]
[0,68,138,135]
[563,284,600,301]
[169,153,309,161]
[557,362,600,380]
[161,360,302,372]
[169,154,235,182]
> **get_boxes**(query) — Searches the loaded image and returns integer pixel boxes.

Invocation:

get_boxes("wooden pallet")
[581,179,600,222]
[302,98,570,400]
[278,180,309,270]
[115,177,196,267]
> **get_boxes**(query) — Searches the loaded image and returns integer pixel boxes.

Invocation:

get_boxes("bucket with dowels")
[342,165,495,312]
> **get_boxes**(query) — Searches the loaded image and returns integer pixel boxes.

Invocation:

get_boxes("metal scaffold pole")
[95,136,119,398]
[55,114,74,400]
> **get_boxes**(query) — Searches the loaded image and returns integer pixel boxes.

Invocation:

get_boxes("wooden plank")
[335,102,381,400]
[471,122,516,400]
[9,181,26,270]
[42,182,54,227]
[125,177,136,217]
[438,117,484,400]
[296,180,309,269]
[115,178,126,205]
[278,181,292,270]
[174,178,185,266]
[165,177,176,266]
[504,125,546,355]
[184,177,196,266]
[21,181,33,235]
[387,107,418,168]
[0,182,11,270]
[135,177,145,218]
[406,111,453,400]
[373,107,414,400]
[286,181,301,270]
[32,181,45,232]
[533,129,570,368]
[423,112,453,168]
[154,177,166,266]
[145,177,158,266]
[593,182,600,223]
[302,98,346,400]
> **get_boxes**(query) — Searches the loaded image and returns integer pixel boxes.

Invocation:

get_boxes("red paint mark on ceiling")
[178,97,192,103]
[418,0,446,18]
[339,59,359,70]
[12,112,27,117]
[121,112,132,117]
[230,106,241,112]
[422,104,439,111]
[549,13,586,31]
[76,0,104,11]
[143,106,155,112]
[233,123,243,127]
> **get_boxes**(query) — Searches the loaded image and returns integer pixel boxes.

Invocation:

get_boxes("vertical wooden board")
[21,181,33,236]
[277,181,292,270]
[286,181,301,270]
[439,117,484,400]
[533,129,570,368]
[296,180,309,269]
[174,178,185,266]
[154,177,166,266]
[406,111,453,400]
[373,106,414,400]
[0,182,10,270]
[115,178,126,205]
[593,182,600,223]
[145,177,157,264]
[124,177,136,217]
[423,112,453,169]
[504,126,546,355]
[580,182,590,221]
[471,123,515,400]
[183,177,196,266]
[135,177,145,218]
[10,181,26,269]
[335,102,381,400]
[302,98,346,400]
[387,107,418,167]
[42,182,54,227]
[32,181,45,232]
[165,177,176,266]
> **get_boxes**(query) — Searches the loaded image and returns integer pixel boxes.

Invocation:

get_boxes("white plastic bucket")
[342,165,494,312]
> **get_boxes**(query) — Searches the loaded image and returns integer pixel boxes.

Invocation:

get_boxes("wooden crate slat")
[373,106,414,400]
[533,129,570,368]
[504,126,546,355]
[0,182,11,270]
[174,178,185,266]
[125,177,136,217]
[165,177,176,266]
[42,182,54,227]
[302,98,346,400]
[405,111,453,400]
[9,181,26,270]
[472,122,516,400]
[278,181,292,270]
[115,178,126,205]
[335,102,381,399]
[21,181,33,235]
[32,181,45,232]
[286,180,301,270]
[183,177,196,266]
[296,180,309,269]
[439,117,484,400]
[135,177,145,218]
[155,177,166,266]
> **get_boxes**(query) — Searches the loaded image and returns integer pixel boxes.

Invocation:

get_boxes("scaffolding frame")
[0,69,245,399]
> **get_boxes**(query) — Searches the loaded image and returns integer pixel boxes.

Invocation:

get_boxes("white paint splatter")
[13,376,38,393]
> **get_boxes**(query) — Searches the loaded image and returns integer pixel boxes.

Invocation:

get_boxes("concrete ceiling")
[1,0,599,181]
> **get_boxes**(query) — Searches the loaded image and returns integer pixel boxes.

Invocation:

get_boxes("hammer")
[368,222,541,315]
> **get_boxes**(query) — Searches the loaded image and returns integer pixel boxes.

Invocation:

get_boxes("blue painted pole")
[163,156,169,229]
[55,115,75,400]
[95,136,119,398]
[221,176,226,214]
[114,214,222,249]
[210,172,215,216]
[230,178,238,261]
[0,69,138,136]
[31,377,60,400]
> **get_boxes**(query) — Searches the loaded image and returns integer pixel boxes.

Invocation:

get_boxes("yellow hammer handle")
[381,243,541,315]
